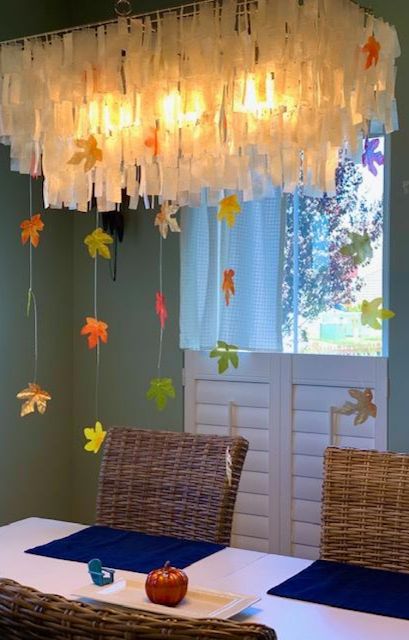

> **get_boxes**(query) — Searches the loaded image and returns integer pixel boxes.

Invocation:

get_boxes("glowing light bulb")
[244,75,258,113]
[88,101,100,133]
[163,91,182,129]
[103,103,112,134]
[119,102,133,129]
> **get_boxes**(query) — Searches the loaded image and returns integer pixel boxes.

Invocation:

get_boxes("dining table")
[1,517,408,640]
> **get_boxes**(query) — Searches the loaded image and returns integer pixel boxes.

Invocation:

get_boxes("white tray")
[73,577,259,619]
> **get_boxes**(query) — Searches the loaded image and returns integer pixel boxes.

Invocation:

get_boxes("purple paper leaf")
[362,138,384,177]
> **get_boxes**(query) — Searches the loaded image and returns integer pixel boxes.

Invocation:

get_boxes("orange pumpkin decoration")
[145,561,188,607]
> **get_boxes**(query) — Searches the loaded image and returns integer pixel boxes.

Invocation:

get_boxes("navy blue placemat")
[25,526,225,573]
[268,559,409,620]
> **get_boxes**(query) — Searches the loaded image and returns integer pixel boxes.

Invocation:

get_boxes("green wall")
[0,3,74,524]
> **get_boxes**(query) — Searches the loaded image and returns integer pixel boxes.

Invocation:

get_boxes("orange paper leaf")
[144,127,160,157]
[362,35,381,70]
[222,269,235,306]
[80,316,108,349]
[20,214,44,248]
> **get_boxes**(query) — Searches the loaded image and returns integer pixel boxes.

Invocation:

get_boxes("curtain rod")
[0,0,374,47]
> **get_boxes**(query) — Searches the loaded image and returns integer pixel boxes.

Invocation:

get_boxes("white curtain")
[180,191,285,351]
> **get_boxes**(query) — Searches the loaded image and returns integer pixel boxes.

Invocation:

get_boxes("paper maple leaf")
[68,135,103,172]
[360,298,395,330]
[210,341,239,374]
[217,195,241,228]
[80,317,109,349]
[222,269,235,306]
[144,127,160,157]
[336,388,377,426]
[16,382,51,417]
[154,203,180,239]
[84,421,106,454]
[155,292,168,329]
[362,35,381,69]
[146,377,176,411]
[20,214,44,248]
[84,227,113,259]
[340,232,372,266]
[362,138,384,177]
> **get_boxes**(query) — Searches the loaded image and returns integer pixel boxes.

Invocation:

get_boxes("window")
[283,138,386,356]
[180,137,387,357]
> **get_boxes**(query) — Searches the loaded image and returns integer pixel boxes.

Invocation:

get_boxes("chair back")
[96,427,248,545]
[0,578,276,640]
[321,446,409,572]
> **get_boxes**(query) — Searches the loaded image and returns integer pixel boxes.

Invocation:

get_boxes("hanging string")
[94,210,100,420]
[28,177,39,384]
[157,234,164,374]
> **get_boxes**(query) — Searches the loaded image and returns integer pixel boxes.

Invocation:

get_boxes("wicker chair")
[320,446,409,572]
[0,578,277,640]
[96,427,249,545]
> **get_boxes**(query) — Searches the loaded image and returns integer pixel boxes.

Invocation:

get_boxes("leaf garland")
[210,341,239,374]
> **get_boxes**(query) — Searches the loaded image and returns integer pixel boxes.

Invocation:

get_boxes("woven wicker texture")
[321,447,409,572]
[96,427,248,545]
[0,578,276,640]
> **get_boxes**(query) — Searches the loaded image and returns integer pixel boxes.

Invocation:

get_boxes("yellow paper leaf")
[68,135,103,172]
[217,195,241,228]
[84,227,113,259]
[83,420,106,454]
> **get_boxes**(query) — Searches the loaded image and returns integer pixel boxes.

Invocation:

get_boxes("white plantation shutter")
[184,352,388,558]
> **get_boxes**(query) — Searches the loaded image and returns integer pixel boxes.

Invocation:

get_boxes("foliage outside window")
[283,138,385,356]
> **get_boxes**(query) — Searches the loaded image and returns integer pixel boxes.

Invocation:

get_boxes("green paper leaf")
[340,231,372,266]
[146,377,176,411]
[26,289,32,318]
[209,341,240,375]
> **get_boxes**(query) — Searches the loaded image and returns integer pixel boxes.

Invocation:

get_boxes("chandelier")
[0,0,399,211]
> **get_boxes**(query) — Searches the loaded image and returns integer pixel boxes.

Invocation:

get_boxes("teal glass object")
[88,558,115,586]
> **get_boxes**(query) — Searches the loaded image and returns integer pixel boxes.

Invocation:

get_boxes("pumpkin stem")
[164,561,171,570]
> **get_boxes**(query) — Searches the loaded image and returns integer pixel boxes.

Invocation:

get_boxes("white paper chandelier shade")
[0,0,400,212]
